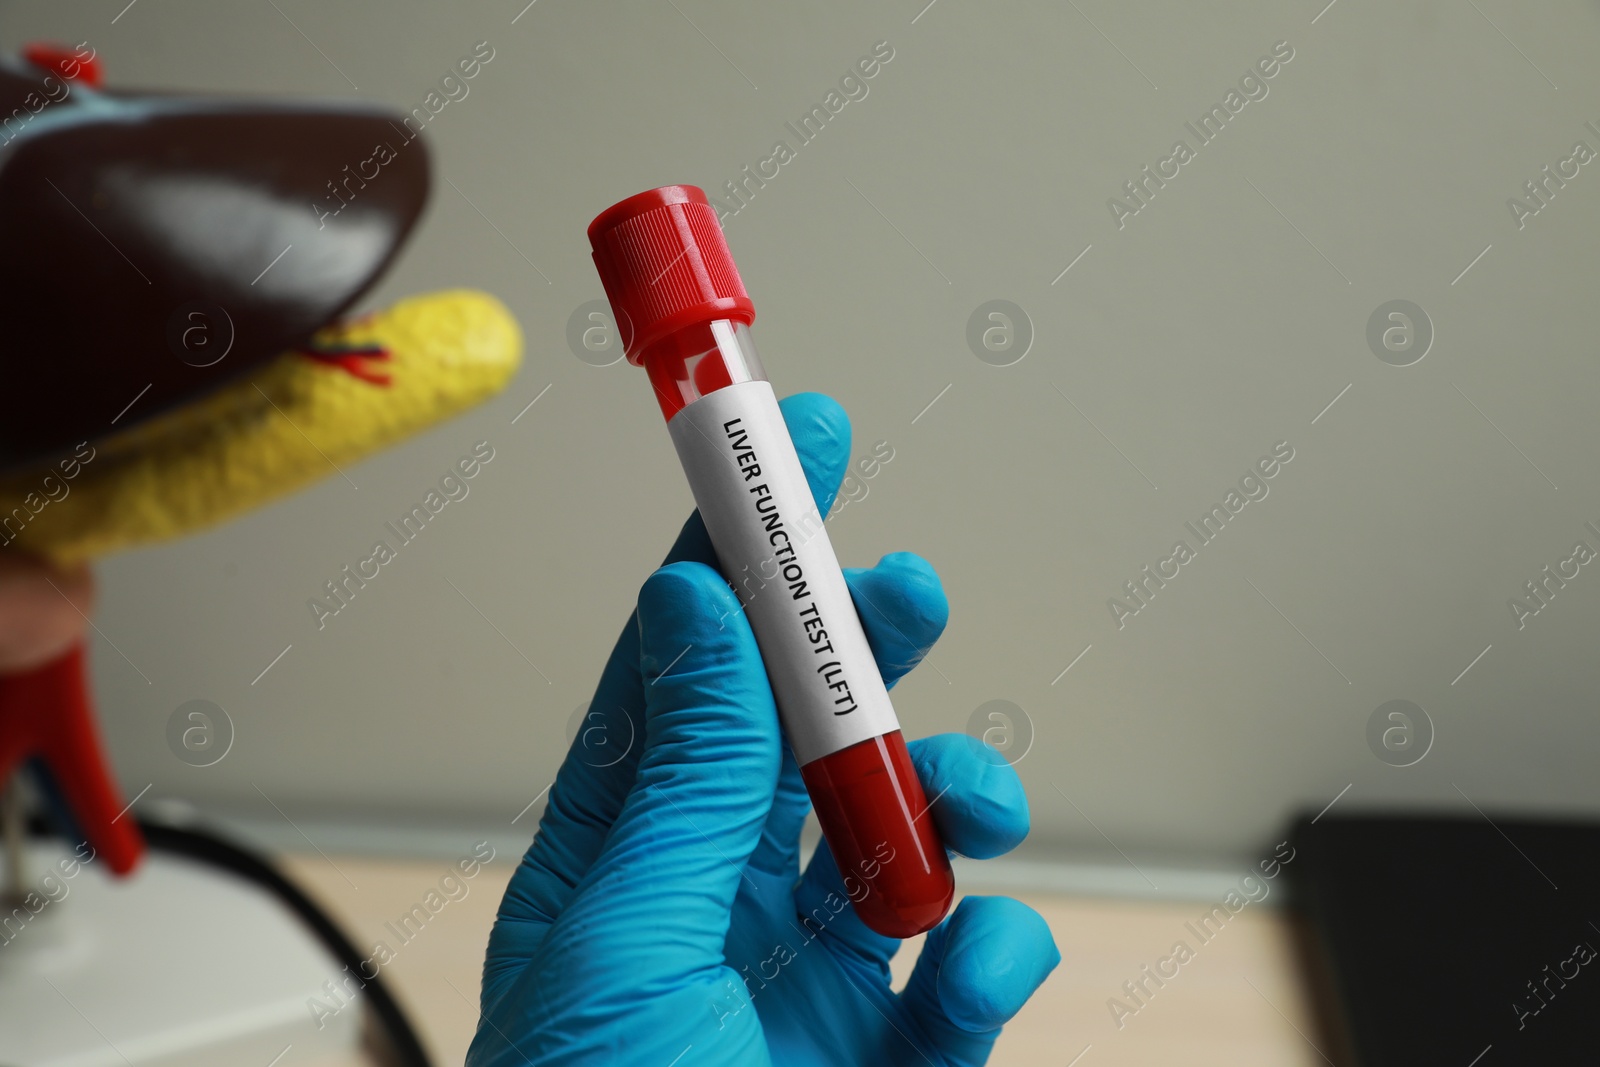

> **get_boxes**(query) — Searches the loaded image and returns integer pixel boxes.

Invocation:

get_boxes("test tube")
[588,185,955,938]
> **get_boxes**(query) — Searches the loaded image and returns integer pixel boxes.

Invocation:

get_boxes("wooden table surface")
[279,854,1340,1066]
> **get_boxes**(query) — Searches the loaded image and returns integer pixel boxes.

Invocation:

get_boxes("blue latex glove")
[469,393,1059,1066]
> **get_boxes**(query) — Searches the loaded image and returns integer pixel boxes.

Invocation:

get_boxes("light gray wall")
[5,0,1599,870]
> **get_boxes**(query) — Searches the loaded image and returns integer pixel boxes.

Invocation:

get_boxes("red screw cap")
[588,186,755,365]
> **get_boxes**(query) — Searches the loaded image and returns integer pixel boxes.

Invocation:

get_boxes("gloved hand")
[469,393,1059,1066]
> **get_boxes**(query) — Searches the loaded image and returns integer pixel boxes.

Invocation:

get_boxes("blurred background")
[2,1,1598,1063]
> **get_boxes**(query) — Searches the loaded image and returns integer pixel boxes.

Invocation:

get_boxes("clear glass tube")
[640,318,954,938]
[642,320,766,422]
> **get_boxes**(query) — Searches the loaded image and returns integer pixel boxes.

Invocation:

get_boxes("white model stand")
[0,841,363,1066]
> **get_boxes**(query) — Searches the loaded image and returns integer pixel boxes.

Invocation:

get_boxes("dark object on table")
[1292,813,1600,1065]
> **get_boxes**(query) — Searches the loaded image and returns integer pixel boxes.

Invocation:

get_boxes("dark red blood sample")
[690,347,734,397]
[801,730,954,938]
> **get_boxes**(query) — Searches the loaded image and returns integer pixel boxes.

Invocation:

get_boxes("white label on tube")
[668,380,900,766]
